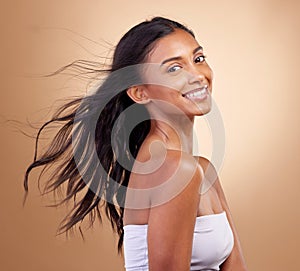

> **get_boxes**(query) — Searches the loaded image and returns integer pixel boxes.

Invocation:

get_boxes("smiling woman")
[24,17,248,271]
[135,28,213,119]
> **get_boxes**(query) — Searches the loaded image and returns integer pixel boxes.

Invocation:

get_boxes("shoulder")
[197,156,219,181]
[156,148,202,177]
[132,145,203,187]
[195,156,222,195]
[197,156,215,170]
[128,145,203,205]
[149,149,203,207]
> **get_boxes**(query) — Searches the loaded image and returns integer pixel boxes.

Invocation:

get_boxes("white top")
[123,211,234,271]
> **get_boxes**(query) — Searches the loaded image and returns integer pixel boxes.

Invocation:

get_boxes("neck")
[148,112,195,154]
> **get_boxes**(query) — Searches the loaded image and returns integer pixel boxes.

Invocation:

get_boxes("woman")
[24,17,248,271]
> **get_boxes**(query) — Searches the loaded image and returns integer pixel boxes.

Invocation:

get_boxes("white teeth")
[185,86,207,99]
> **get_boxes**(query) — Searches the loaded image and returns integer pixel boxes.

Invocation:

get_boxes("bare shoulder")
[124,147,203,223]
[148,148,203,206]
[197,156,216,172]
[197,156,219,183]
[197,156,227,200]
[131,142,203,189]
[159,149,203,180]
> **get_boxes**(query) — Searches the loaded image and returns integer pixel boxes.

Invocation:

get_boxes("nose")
[187,68,206,85]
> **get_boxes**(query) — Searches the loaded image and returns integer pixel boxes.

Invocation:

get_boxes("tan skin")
[124,29,248,271]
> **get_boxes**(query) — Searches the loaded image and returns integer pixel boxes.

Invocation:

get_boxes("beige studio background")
[1,0,300,270]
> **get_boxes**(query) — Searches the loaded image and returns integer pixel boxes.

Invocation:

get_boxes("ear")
[126,86,150,104]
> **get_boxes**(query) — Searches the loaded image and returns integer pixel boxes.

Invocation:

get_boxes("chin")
[196,108,211,116]
[194,103,212,116]
[185,108,211,118]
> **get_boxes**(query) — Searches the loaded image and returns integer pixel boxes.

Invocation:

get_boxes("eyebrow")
[160,46,203,66]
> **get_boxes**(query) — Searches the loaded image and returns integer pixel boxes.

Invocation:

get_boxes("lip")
[182,85,209,101]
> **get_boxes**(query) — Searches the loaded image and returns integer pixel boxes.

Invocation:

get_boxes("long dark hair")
[24,16,195,253]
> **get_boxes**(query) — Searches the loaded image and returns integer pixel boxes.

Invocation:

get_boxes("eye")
[195,55,207,63]
[167,65,181,73]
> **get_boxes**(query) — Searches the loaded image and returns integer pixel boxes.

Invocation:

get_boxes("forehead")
[146,29,201,63]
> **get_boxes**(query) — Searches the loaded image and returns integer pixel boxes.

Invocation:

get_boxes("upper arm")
[147,151,203,271]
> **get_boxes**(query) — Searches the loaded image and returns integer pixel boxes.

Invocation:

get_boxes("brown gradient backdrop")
[1,0,299,270]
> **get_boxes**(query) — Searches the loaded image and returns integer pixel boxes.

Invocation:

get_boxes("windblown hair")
[24,16,194,253]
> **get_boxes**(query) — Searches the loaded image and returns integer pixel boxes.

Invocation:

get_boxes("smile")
[182,85,209,101]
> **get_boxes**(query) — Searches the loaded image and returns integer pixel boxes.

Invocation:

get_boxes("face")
[141,29,213,117]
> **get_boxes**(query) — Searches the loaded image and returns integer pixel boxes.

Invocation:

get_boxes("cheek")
[145,74,187,96]
[144,85,165,99]
[162,75,187,92]
[145,85,182,100]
